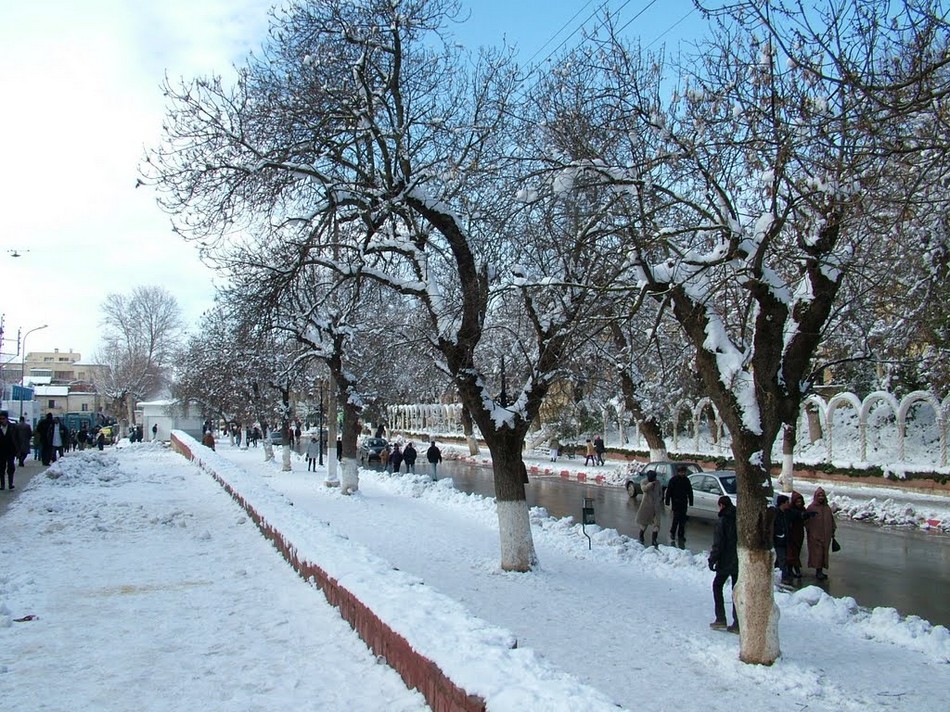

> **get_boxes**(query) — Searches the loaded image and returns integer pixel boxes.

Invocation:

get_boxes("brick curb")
[171,433,485,712]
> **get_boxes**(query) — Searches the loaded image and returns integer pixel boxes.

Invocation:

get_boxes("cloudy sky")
[0,0,700,363]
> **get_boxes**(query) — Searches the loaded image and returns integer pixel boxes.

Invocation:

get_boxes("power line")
[644,7,697,50]
[520,0,600,68]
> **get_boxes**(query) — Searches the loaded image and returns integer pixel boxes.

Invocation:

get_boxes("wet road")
[404,458,950,628]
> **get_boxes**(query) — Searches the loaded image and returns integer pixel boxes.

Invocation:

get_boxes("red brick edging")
[171,434,485,712]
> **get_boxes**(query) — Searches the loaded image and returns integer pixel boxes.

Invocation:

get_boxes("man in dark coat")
[593,435,606,465]
[426,441,442,480]
[36,412,55,465]
[708,495,739,632]
[0,410,18,489]
[402,442,418,474]
[665,465,694,547]
[16,416,32,466]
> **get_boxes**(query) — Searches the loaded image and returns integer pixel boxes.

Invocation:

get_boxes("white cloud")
[0,0,268,359]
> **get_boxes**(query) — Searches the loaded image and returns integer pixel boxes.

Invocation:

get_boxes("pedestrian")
[635,470,664,547]
[16,416,32,467]
[708,495,740,633]
[665,464,694,548]
[294,423,302,454]
[0,410,18,490]
[51,417,68,461]
[305,435,320,472]
[786,491,815,579]
[96,430,106,451]
[403,442,417,474]
[426,441,442,480]
[202,431,216,450]
[36,412,54,465]
[805,487,836,580]
[152,423,159,441]
[380,444,390,470]
[593,435,606,465]
[549,436,560,462]
[584,439,596,466]
[390,443,403,474]
[773,494,792,583]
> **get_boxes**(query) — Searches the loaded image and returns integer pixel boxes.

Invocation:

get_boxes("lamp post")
[19,324,48,419]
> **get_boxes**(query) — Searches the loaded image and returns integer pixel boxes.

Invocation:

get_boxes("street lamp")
[19,324,48,419]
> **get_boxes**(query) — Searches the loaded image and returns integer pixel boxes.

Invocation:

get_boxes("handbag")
[831,537,841,552]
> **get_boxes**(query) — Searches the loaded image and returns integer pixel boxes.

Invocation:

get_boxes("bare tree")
[95,285,183,425]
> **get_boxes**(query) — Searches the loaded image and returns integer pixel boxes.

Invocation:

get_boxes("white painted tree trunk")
[778,453,795,493]
[496,500,537,572]
[340,456,359,495]
[734,547,781,665]
[281,444,291,472]
[263,441,274,462]
[649,447,668,461]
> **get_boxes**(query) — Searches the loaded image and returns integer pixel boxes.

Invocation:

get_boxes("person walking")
[0,410,18,490]
[635,470,664,547]
[202,431,216,450]
[584,439,597,467]
[805,487,836,580]
[665,465,694,548]
[403,442,418,474]
[773,494,792,584]
[152,423,159,441]
[593,435,606,465]
[708,495,739,633]
[305,435,320,472]
[16,415,32,467]
[426,441,442,480]
[389,443,403,474]
[549,436,560,463]
[36,412,55,465]
[786,491,815,579]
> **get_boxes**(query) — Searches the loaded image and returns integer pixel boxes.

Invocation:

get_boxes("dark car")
[358,437,388,463]
[269,430,285,446]
[625,461,703,498]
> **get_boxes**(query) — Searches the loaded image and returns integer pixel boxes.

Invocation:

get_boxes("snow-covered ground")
[2,439,948,711]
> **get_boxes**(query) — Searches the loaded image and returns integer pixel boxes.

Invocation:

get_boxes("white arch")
[693,397,720,453]
[824,392,863,461]
[670,399,694,452]
[860,391,900,462]
[897,391,942,462]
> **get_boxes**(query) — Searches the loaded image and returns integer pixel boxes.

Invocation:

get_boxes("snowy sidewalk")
[4,441,949,712]
[211,442,950,711]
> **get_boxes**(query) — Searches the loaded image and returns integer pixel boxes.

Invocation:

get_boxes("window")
[81,404,89,412]
[48,399,56,408]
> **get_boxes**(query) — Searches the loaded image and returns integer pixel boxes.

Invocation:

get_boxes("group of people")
[378,440,443,479]
[628,463,838,633]
[0,411,117,490]
[583,436,607,466]
[707,488,837,633]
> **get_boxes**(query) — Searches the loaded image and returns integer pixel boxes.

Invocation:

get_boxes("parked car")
[686,470,738,520]
[358,437,388,463]
[269,430,285,446]
[625,461,703,498]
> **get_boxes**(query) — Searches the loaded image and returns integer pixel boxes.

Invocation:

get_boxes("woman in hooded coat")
[786,491,809,579]
[635,471,664,547]
[805,487,836,580]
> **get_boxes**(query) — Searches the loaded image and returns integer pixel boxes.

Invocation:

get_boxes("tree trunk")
[461,405,479,456]
[731,435,780,665]
[281,444,292,471]
[325,375,340,487]
[778,423,795,493]
[734,547,781,664]
[485,430,537,572]
[339,382,361,495]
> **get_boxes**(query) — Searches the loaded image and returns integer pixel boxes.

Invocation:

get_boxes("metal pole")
[19,324,48,419]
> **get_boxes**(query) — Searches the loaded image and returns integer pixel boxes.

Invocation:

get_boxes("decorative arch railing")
[389,389,950,469]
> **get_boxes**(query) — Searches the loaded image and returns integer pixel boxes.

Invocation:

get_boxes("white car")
[686,470,738,520]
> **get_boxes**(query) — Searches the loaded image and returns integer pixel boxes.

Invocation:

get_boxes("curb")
[171,433,485,712]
